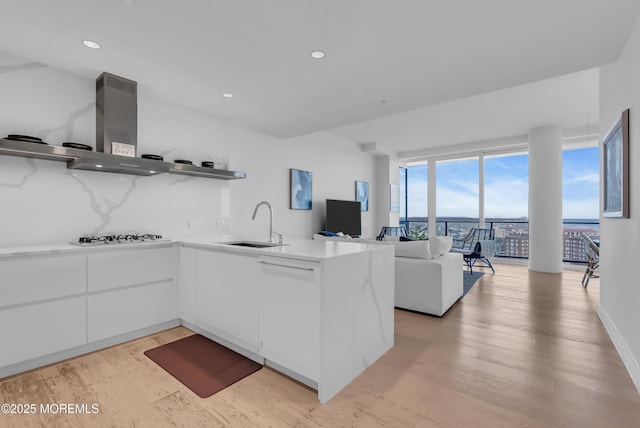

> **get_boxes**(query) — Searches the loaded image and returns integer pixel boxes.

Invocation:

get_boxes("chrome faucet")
[251,201,284,243]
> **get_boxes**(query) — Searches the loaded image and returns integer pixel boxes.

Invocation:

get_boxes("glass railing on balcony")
[399,218,599,264]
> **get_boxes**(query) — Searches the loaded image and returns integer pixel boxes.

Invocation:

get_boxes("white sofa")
[312,235,463,316]
[394,252,462,316]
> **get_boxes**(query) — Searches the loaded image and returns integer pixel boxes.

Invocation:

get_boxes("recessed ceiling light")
[95,164,103,168]
[222,93,233,98]
[310,50,325,59]
[82,40,101,49]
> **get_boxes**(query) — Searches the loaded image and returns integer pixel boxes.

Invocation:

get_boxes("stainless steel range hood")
[0,71,246,180]
[67,153,166,176]
[59,72,166,176]
[71,72,166,175]
[96,72,138,155]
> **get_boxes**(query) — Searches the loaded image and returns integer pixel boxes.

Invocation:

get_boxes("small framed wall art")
[356,181,369,211]
[290,168,313,210]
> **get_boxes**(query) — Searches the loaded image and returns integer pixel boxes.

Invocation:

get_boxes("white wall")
[0,50,377,246]
[0,51,231,245]
[598,13,640,392]
[229,129,377,240]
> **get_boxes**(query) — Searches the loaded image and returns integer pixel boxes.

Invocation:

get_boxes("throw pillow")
[430,236,453,257]
[393,240,432,259]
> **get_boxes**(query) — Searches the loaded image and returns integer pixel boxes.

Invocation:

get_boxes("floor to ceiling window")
[399,145,599,263]
[484,152,529,258]
[399,165,428,239]
[562,146,600,262]
[436,157,479,238]
[399,167,407,221]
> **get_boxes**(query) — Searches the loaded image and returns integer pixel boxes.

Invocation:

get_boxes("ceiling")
[332,67,601,158]
[1,0,638,150]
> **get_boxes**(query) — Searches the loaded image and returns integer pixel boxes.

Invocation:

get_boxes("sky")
[401,147,600,220]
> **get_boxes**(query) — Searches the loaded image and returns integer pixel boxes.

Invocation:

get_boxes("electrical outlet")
[216,219,227,228]
[188,220,200,229]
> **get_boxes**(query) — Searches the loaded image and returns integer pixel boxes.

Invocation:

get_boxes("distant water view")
[562,218,600,230]
[402,217,599,229]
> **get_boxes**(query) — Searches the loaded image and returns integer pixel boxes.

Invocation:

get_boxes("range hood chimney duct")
[96,72,137,155]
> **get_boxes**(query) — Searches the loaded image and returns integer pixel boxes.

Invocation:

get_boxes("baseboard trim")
[0,319,181,379]
[1,319,267,381]
[181,321,314,389]
[598,303,640,394]
[180,320,264,365]
[265,359,318,391]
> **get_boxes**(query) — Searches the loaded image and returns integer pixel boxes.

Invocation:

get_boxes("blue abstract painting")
[290,168,312,210]
[356,181,369,211]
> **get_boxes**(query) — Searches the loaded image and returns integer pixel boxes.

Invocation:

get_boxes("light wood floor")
[1,263,639,427]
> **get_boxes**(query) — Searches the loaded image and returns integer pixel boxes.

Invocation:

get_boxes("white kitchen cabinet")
[87,246,173,292]
[0,238,394,404]
[86,246,178,343]
[0,297,86,367]
[196,250,260,351]
[87,281,177,342]
[258,256,320,381]
[183,240,395,404]
[179,246,198,325]
[0,254,86,306]
[0,254,87,368]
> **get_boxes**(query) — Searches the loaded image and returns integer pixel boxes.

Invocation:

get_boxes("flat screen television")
[325,199,362,237]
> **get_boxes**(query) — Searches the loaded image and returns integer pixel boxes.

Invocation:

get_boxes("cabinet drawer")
[88,247,173,292]
[0,254,86,308]
[87,281,178,342]
[0,296,86,367]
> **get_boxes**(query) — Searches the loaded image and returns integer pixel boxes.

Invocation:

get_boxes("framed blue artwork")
[602,108,629,218]
[356,181,369,211]
[290,168,312,210]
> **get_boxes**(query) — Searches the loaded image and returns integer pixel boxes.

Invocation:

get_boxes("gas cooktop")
[70,233,170,247]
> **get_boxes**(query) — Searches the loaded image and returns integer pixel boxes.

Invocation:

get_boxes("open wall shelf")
[0,138,246,180]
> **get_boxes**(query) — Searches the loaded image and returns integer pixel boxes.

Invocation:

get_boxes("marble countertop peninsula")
[0,235,389,262]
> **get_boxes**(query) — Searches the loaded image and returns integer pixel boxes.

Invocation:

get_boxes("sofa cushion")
[393,240,432,260]
[430,236,453,257]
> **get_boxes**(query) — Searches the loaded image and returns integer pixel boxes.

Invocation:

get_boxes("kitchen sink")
[218,241,288,248]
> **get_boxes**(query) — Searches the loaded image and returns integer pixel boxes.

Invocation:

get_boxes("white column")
[389,156,401,228]
[528,125,563,273]
[374,155,401,236]
[374,156,390,236]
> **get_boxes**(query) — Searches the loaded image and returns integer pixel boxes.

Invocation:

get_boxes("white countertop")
[178,235,389,262]
[0,235,389,262]
[0,240,174,259]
